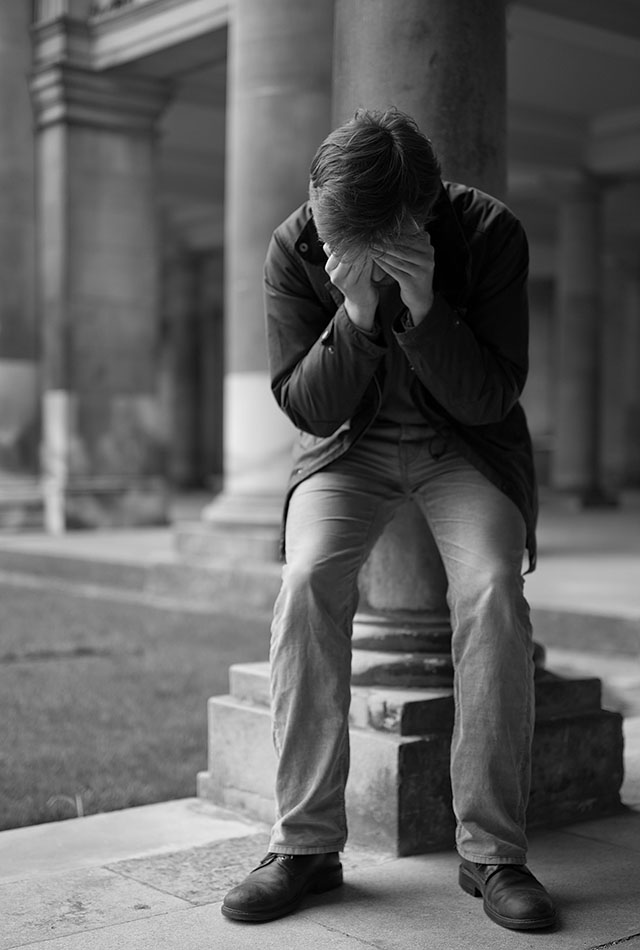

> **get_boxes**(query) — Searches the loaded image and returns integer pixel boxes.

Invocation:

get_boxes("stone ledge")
[226,662,606,735]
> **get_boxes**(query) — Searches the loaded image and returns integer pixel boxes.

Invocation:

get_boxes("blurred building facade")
[1,0,640,528]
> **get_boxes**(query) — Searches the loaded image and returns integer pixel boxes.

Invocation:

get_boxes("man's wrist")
[344,299,377,331]
[407,293,434,327]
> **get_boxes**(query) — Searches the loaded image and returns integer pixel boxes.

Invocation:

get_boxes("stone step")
[0,545,282,615]
[199,690,624,856]
[228,661,604,736]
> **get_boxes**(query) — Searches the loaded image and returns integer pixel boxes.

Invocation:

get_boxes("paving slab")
[0,866,188,950]
[0,799,266,884]
[5,814,640,950]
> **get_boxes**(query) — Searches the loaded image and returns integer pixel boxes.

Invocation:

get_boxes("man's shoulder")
[443,181,522,236]
[272,201,313,247]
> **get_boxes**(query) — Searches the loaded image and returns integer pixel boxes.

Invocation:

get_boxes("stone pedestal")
[198,661,623,856]
[30,13,172,530]
[353,502,453,687]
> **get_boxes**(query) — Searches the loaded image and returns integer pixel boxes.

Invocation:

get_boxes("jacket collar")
[295,181,471,306]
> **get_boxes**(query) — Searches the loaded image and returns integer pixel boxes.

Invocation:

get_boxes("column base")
[198,661,624,857]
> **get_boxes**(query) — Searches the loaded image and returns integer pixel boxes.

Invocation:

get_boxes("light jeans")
[269,423,534,864]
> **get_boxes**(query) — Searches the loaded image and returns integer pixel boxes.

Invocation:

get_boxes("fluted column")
[334,0,508,685]
[31,9,172,530]
[551,177,607,503]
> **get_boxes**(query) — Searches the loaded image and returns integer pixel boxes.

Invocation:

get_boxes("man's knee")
[282,550,355,607]
[449,559,525,614]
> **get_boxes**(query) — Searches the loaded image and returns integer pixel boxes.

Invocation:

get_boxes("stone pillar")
[31,8,172,530]
[623,266,640,482]
[333,0,507,683]
[0,0,40,525]
[159,236,201,490]
[216,0,333,497]
[178,0,334,558]
[599,252,628,495]
[333,0,507,197]
[551,178,608,503]
[159,241,225,492]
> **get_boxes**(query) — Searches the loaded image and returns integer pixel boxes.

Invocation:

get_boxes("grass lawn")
[0,582,269,830]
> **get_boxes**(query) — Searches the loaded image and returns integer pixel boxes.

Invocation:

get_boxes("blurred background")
[1,0,639,527]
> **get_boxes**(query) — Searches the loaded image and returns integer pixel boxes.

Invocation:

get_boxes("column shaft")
[552,181,605,500]
[222,0,334,495]
[333,0,507,197]
[334,0,508,680]
[31,57,172,529]
[624,270,640,482]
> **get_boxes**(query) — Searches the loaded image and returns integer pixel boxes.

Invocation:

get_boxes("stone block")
[197,695,276,826]
[528,709,624,826]
[227,662,605,735]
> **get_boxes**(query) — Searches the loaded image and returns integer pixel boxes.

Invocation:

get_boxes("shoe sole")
[458,865,557,931]
[221,864,344,923]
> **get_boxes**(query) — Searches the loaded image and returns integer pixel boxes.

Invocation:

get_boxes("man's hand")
[323,244,378,331]
[373,232,435,325]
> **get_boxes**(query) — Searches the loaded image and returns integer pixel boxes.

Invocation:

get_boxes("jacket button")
[299,242,309,253]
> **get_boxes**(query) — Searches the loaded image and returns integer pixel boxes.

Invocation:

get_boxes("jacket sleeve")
[394,213,529,426]
[264,229,386,436]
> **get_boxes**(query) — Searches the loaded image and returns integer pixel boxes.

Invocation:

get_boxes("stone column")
[178,0,334,559]
[159,241,225,492]
[333,0,508,684]
[551,177,608,503]
[31,11,172,530]
[333,0,507,196]
[211,0,333,502]
[623,266,640,482]
[0,0,39,525]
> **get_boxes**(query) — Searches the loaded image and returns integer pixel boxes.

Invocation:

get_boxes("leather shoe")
[459,859,557,930]
[222,852,343,922]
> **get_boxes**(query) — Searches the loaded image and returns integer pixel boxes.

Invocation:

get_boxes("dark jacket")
[264,181,538,569]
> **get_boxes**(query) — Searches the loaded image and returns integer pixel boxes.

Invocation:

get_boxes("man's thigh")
[412,455,526,583]
[285,470,400,574]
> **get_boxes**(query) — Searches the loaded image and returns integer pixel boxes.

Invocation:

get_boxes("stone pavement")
[0,490,639,948]
[1,758,639,950]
